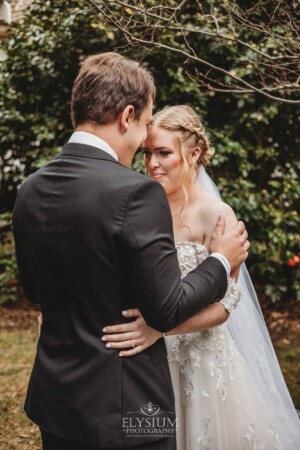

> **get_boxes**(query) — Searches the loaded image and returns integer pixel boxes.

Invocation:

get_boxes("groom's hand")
[210,215,250,273]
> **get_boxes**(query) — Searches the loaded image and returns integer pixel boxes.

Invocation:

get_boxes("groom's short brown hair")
[71,52,156,128]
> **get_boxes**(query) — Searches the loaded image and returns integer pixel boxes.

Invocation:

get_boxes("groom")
[13,52,249,450]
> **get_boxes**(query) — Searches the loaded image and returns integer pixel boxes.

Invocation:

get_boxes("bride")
[102,105,300,449]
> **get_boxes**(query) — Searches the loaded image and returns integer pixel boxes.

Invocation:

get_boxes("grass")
[272,331,300,408]
[0,301,299,449]
[0,326,41,449]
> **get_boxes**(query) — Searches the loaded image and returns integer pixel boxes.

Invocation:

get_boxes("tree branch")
[84,0,300,104]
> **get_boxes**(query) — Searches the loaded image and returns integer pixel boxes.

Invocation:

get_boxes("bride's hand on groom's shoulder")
[102,309,162,357]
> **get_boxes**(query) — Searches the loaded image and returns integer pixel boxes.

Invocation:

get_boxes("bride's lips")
[150,173,166,178]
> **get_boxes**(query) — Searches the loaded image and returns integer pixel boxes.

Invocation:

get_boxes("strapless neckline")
[175,241,207,252]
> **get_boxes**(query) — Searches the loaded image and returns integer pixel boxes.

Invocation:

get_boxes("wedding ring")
[131,340,135,348]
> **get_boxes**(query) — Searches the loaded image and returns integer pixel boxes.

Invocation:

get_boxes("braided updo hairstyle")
[152,105,214,170]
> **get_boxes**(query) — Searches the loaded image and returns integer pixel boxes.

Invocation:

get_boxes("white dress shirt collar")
[68,131,118,161]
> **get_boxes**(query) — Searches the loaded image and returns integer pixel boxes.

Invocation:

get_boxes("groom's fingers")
[214,215,226,236]
[234,221,245,236]
[244,240,250,251]
[241,230,248,242]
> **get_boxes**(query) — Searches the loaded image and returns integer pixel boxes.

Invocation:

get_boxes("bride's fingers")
[105,340,142,349]
[37,313,43,335]
[119,346,145,357]
[102,332,137,342]
[103,322,137,334]
[103,312,141,334]
[122,309,141,318]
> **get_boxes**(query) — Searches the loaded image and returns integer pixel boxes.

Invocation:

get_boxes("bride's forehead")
[145,127,176,146]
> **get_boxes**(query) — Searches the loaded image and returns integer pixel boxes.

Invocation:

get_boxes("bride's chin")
[162,184,172,194]
[156,180,168,192]
[148,175,168,192]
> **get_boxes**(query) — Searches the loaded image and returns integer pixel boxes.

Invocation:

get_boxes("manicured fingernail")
[122,310,128,315]
[102,328,107,332]
[119,353,124,357]
[106,343,111,348]
[101,336,106,341]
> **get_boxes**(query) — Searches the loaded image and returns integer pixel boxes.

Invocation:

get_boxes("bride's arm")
[168,203,242,337]
[165,302,229,335]
[103,271,242,356]
[102,302,229,357]
[103,204,243,356]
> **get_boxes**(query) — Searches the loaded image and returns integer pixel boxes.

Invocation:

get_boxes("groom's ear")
[120,105,135,132]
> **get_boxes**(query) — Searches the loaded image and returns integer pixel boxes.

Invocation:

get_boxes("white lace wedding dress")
[165,242,284,450]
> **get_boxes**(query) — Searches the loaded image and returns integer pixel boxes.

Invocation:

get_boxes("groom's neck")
[75,123,117,150]
[74,122,136,168]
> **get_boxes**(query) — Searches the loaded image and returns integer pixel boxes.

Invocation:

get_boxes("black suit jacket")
[13,143,227,447]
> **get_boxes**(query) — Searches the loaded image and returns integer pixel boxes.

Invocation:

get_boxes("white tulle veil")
[197,165,300,449]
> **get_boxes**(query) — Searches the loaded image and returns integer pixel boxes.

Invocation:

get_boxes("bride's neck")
[167,181,200,214]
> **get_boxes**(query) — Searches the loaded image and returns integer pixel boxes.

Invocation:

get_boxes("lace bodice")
[167,241,242,401]
[166,242,285,450]
[176,241,241,312]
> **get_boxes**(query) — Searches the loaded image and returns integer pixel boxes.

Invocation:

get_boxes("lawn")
[0,300,299,449]
[0,304,40,449]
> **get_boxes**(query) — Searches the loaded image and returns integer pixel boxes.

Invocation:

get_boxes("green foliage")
[0,214,18,303]
[0,0,299,303]
[0,0,125,300]
[0,0,124,213]
[207,99,300,302]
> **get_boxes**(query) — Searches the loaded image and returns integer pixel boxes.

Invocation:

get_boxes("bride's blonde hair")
[151,105,214,222]
[152,104,214,167]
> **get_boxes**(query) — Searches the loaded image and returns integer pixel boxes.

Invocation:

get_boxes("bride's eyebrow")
[141,147,173,151]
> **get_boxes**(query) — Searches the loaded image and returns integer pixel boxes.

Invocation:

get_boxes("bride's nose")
[148,155,160,169]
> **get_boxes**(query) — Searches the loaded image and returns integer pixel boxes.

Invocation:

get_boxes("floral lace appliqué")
[220,277,242,312]
[196,417,212,450]
[243,421,266,450]
[166,241,285,450]
[167,242,240,403]
[267,427,285,450]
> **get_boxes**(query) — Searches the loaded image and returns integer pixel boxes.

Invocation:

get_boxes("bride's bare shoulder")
[200,191,238,232]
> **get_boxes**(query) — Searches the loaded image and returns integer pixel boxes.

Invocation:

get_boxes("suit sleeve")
[12,189,39,304]
[122,179,228,332]
[13,236,39,304]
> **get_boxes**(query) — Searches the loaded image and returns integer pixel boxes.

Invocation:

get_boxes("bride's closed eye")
[142,149,152,160]
[159,151,172,157]
[142,149,172,157]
